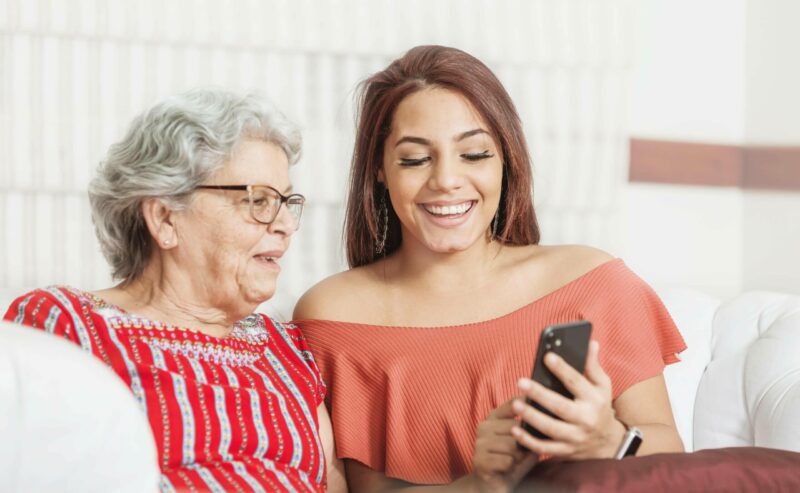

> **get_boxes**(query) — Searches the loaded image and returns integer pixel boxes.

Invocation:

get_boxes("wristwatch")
[613,419,643,459]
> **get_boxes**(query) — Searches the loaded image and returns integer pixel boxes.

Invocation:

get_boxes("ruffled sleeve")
[579,262,687,398]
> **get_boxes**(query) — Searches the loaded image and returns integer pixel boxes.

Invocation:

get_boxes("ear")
[141,198,177,249]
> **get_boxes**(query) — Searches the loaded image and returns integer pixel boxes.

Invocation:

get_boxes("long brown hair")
[345,45,539,268]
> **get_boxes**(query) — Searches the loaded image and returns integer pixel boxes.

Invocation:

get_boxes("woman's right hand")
[472,399,539,493]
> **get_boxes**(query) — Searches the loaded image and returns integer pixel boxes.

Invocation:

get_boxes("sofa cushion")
[521,447,800,493]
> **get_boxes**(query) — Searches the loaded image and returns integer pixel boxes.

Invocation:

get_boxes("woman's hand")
[472,399,539,493]
[510,340,626,459]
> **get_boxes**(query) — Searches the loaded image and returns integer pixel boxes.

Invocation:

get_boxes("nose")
[427,156,464,192]
[267,203,298,237]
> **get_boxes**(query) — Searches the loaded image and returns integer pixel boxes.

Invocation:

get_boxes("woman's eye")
[250,198,268,206]
[462,151,494,162]
[399,157,431,166]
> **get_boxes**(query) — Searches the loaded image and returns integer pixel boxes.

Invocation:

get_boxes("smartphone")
[521,320,592,440]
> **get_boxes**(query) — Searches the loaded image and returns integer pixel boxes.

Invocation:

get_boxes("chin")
[242,284,276,307]
[425,236,478,253]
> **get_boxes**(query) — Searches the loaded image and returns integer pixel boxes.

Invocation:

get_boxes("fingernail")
[545,352,558,364]
[518,378,532,390]
[512,400,524,413]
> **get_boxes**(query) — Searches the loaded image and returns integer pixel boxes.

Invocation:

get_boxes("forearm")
[593,419,684,459]
[610,375,686,457]
[633,422,685,456]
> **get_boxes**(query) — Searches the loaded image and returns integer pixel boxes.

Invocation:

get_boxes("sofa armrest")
[0,322,160,492]
[694,292,800,451]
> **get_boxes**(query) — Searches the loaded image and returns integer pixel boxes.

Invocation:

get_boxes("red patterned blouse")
[4,286,327,492]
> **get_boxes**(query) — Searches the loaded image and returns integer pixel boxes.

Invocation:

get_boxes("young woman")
[294,45,686,492]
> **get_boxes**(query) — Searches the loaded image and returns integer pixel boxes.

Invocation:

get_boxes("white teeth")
[256,255,276,262]
[424,202,472,216]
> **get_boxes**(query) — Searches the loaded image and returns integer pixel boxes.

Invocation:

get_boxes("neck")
[389,234,503,293]
[111,259,254,338]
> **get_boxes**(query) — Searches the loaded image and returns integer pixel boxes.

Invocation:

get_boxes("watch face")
[625,429,643,457]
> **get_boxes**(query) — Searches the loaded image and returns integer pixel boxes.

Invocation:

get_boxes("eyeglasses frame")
[194,184,306,227]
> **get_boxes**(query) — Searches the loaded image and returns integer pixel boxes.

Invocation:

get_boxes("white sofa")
[660,288,800,452]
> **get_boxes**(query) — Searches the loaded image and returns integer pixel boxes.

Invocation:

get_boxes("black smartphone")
[521,320,592,440]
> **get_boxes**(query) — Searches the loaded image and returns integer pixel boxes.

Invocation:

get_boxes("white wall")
[625,184,744,298]
[626,0,800,297]
[741,0,800,295]
[745,0,800,144]
[629,0,746,144]
[742,192,800,294]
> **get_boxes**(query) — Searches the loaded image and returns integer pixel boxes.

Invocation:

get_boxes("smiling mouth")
[254,255,279,264]
[421,201,475,217]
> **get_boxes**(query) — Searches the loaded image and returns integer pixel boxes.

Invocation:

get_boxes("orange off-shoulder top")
[295,259,687,484]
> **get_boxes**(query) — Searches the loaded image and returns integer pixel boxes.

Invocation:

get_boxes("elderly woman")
[3,90,345,492]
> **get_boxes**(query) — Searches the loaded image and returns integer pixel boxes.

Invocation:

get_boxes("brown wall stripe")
[629,138,800,191]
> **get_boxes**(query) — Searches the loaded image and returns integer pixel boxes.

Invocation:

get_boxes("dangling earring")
[491,209,500,241]
[375,190,388,254]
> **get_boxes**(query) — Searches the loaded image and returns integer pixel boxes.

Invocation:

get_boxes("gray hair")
[88,89,302,284]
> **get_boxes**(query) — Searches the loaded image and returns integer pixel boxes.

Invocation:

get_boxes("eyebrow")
[456,129,489,141]
[395,136,431,147]
[394,128,489,148]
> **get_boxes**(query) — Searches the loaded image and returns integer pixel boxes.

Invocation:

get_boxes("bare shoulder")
[505,244,616,288]
[292,264,382,321]
[541,244,616,273]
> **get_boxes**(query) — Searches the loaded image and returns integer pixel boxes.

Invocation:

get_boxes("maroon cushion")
[519,447,800,492]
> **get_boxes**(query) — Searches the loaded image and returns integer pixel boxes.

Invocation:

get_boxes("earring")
[375,190,388,254]
[491,209,500,241]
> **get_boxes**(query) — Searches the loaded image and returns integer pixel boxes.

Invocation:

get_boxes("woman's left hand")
[510,340,626,459]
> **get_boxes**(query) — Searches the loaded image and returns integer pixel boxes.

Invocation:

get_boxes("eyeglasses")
[195,184,305,228]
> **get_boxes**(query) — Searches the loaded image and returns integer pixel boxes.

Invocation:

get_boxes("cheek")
[386,174,424,207]
[203,224,260,271]
[480,164,504,197]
